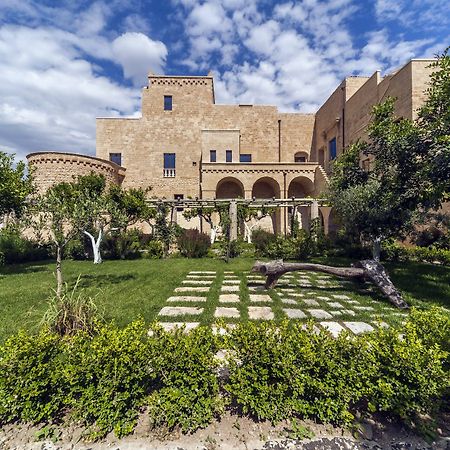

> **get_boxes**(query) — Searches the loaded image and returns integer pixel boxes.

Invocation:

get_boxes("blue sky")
[0,0,448,160]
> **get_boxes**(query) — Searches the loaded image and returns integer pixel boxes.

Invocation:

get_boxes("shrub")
[148,325,222,432]
[64,320,154,439]
[263,232,314,260]
[0,328,66,424]
[225,321,375,424]
[0,251,4,266]
[102,229,145,260]
[252,229,276,255]
[218,238,242,259]
[382,242,450,266]
[0,227,51,264]
[65,237,90,260]
[144,239,165,259]
[177,229,210,258]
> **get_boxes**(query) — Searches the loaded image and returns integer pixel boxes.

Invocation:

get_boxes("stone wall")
[27,152,125,193]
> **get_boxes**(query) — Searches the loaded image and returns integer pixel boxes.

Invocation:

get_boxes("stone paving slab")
[248,306,274,320]
[182,280,213,285]
[158,322,200,332]
[224,275,239,279]
[186,275,216,279]
[159,306,203,316]
[341,309,356,316]
[303,299,320,306]
[248,286,265,292]
[346,300,360,304]
[281,298,297,305]
[221,285,240,292]
[189,271,216,274]
[308,309,333,319]
[219,294,240,303]
[320,321,345,337]
[249,294,272,302]
[212,324,237,335]
[214,307,240,318]
[175,287,210,292]
[329,310,342,316]
[354,306,375,311]
[224,271,234,274]
[223,279,241,284]
[289,293,304,297]
[316,296,331,301]
[283,308,307,319]
[344,322,374,334]
[167,296,207,302]
[332,294,350,299]
[328,302,344,309]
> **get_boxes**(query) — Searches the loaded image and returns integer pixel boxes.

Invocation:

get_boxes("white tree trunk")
[84,229,103,264]
[210,225,219,244]
[244,222,258,243]
[372,236,382,262]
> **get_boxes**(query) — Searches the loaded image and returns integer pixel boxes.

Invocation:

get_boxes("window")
[109,153,122,165]
[239,154,252,163]
[164,95,172,111]
[163,153,176,177]
[294,152,308,163]
[226,150,232,162]
[329,137,337,160]
[210,150,216,162]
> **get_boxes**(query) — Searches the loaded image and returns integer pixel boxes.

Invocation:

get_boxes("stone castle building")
[27,59,434,233]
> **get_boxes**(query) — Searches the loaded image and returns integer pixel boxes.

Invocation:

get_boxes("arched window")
[294,151,308,163]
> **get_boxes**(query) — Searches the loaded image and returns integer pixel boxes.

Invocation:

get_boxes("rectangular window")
[164,95,172,111]
[163,153,176,168]
[329,137,337,160]
[295,155,306,162]
[174,194,184,211]
[210,150,216,162]
[109,153,122,165]
[239,154,252,163]
[226,150,232,162]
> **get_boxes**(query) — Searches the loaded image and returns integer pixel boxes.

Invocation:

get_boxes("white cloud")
[0,24,164,160]
[111,32,167,84]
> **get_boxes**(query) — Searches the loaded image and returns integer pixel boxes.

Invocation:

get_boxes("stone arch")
[251,177,281,233]
[251,177,281,199]
[328,208,340,236]
[294,151,308,163]
[216,177,245,199]
[287,176,315,198]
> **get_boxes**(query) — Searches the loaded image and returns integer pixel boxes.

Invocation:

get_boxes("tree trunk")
[252,259,409,309]
[84,229,103,264]
[56,245,63,299]
[372,236,382,261]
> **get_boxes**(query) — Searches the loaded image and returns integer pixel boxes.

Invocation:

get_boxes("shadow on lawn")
[0,261,52,275]
[75,273,136,289]
[386,262,450,308]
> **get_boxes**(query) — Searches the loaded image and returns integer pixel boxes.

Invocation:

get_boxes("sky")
[0,0,448,161]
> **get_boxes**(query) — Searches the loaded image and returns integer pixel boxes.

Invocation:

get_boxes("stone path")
[154,268,406,336]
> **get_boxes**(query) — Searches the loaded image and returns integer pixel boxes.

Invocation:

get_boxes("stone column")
[310,200,319,222]
[319,206,332,235]
[229,200,238,241]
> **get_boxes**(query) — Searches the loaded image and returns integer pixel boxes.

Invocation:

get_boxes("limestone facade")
[27,59,435,232]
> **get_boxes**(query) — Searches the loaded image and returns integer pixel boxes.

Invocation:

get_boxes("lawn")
[0,256,449,343]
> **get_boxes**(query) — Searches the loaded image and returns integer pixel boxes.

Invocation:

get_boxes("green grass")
[0,256,449,343]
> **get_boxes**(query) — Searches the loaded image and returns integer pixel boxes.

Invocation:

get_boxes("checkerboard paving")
[155,269,404,334]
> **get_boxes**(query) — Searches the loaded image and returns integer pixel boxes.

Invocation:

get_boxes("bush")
[225,321,376,424]
[65,320,154,439]
[65,237,90,260]
[0,328,66,424]
[177,229,210,258]
[148,325,222,432]
[144,239,165,259]
[0,227,51,264]
[382,242,450,266]
[262,232,314,260]
[252,229,276,255]
[0,311,448,437]
[102,229,145,260]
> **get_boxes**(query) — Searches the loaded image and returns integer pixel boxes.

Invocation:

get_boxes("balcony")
[163,168,176,178]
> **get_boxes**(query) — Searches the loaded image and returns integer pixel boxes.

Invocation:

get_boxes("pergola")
[146,197,332,239]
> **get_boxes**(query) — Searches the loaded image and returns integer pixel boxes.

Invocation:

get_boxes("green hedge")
[0,309,448,439]
[382,242,450,265]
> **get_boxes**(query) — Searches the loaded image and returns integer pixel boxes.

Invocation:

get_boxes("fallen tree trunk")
[252,259,409,309]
